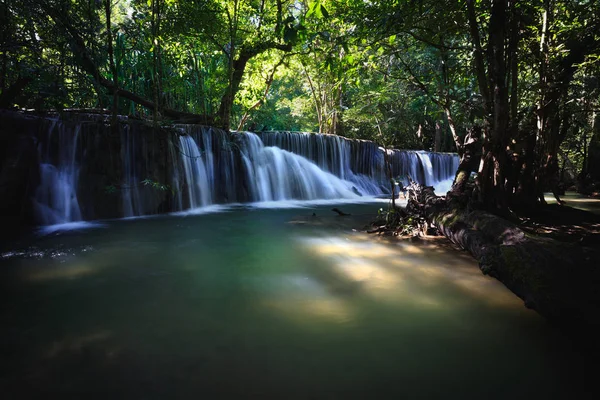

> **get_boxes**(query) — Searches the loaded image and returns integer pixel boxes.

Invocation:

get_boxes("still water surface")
[0,203,589,398]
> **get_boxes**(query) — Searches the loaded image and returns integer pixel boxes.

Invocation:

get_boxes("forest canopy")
[1,0,600,209]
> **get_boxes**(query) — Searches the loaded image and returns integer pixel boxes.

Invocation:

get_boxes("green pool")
[0,203,590,398]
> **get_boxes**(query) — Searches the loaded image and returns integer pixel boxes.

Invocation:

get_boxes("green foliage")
[1,0,599,173]
[141,178,170,192]
[104,184,118,194]
[105,178,173,195]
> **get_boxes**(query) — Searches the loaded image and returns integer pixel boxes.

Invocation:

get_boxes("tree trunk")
[444,106,461,153]
[451,126,481,195]
[434,121,442,152]
[236,57,284,131]
[217,42,291,131]
[105,0,118,128]
[466,0,511,212]
[406,182,600,329]
[217,51,250,130]
[303,64,323,133]
[588,114,600,183]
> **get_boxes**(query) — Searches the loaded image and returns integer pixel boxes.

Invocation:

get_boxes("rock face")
[0,111,180,226]
[0,111,459,227]
[0,114,40,231]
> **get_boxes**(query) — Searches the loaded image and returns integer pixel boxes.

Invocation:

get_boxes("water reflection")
[0,204,589,398]
[26,263,96,282]
[298,234,523,310]
[544,192,600,214]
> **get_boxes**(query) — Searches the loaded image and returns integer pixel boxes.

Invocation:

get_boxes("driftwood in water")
[331,208,351,216]
[367,225,388,234]
[405,180,600,328]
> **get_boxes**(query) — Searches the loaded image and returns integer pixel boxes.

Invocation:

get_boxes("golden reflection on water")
[298,234,525,311]
[25,263,96,282]
[262,297,352,324]
[334,258,402,287]
[334,258,445,309]
[310,242,397,258]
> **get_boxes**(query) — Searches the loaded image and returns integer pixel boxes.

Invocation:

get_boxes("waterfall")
[259,131,459,192]
[1,111,460,225]
[174,125,239,207]
[121,124,143,217]
[416,151,435,185]
[239,132,359,202]
[178,135,212,208]
[34,120,83,225]
[258,131,382,195]
[429,152,460,183]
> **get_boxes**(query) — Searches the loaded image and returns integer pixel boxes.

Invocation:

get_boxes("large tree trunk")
[434,121,442,152]
[217,51,252,130]
[105,0,118,128]
[466,0,512,212]
[407,182,600,329]
[216,42,292,131]
[451,125,481,195]
[588,114,600,183]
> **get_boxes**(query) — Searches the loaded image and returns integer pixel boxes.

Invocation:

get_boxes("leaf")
[314,4,323,19]
[389,35,396,45]
[320,4,329,19]
[306,1,318,19]
[283,26,298,44]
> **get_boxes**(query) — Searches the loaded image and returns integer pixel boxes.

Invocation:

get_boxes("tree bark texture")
[407,182,600,329]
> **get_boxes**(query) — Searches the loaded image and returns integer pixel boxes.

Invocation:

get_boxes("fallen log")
[406,181,600,329]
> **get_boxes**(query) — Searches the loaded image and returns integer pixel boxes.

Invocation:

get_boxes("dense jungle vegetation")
[1,0,600,211]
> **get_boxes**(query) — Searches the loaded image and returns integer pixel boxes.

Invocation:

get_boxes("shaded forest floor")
[518,193,600,247]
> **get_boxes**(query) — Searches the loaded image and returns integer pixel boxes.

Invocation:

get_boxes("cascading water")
[239,132,360,202]
[429,152,460,183]
[34,120,83,225]
[121,124,143,217]
[258,131,385,196]
[178,135,212,208]
[259,131,459,193]
[2,111,460,225]
[175,125,240,205]
[416,151,435,186]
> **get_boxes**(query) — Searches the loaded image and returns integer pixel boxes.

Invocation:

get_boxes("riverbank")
[520,194,600,246]
[385,186,600,335]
